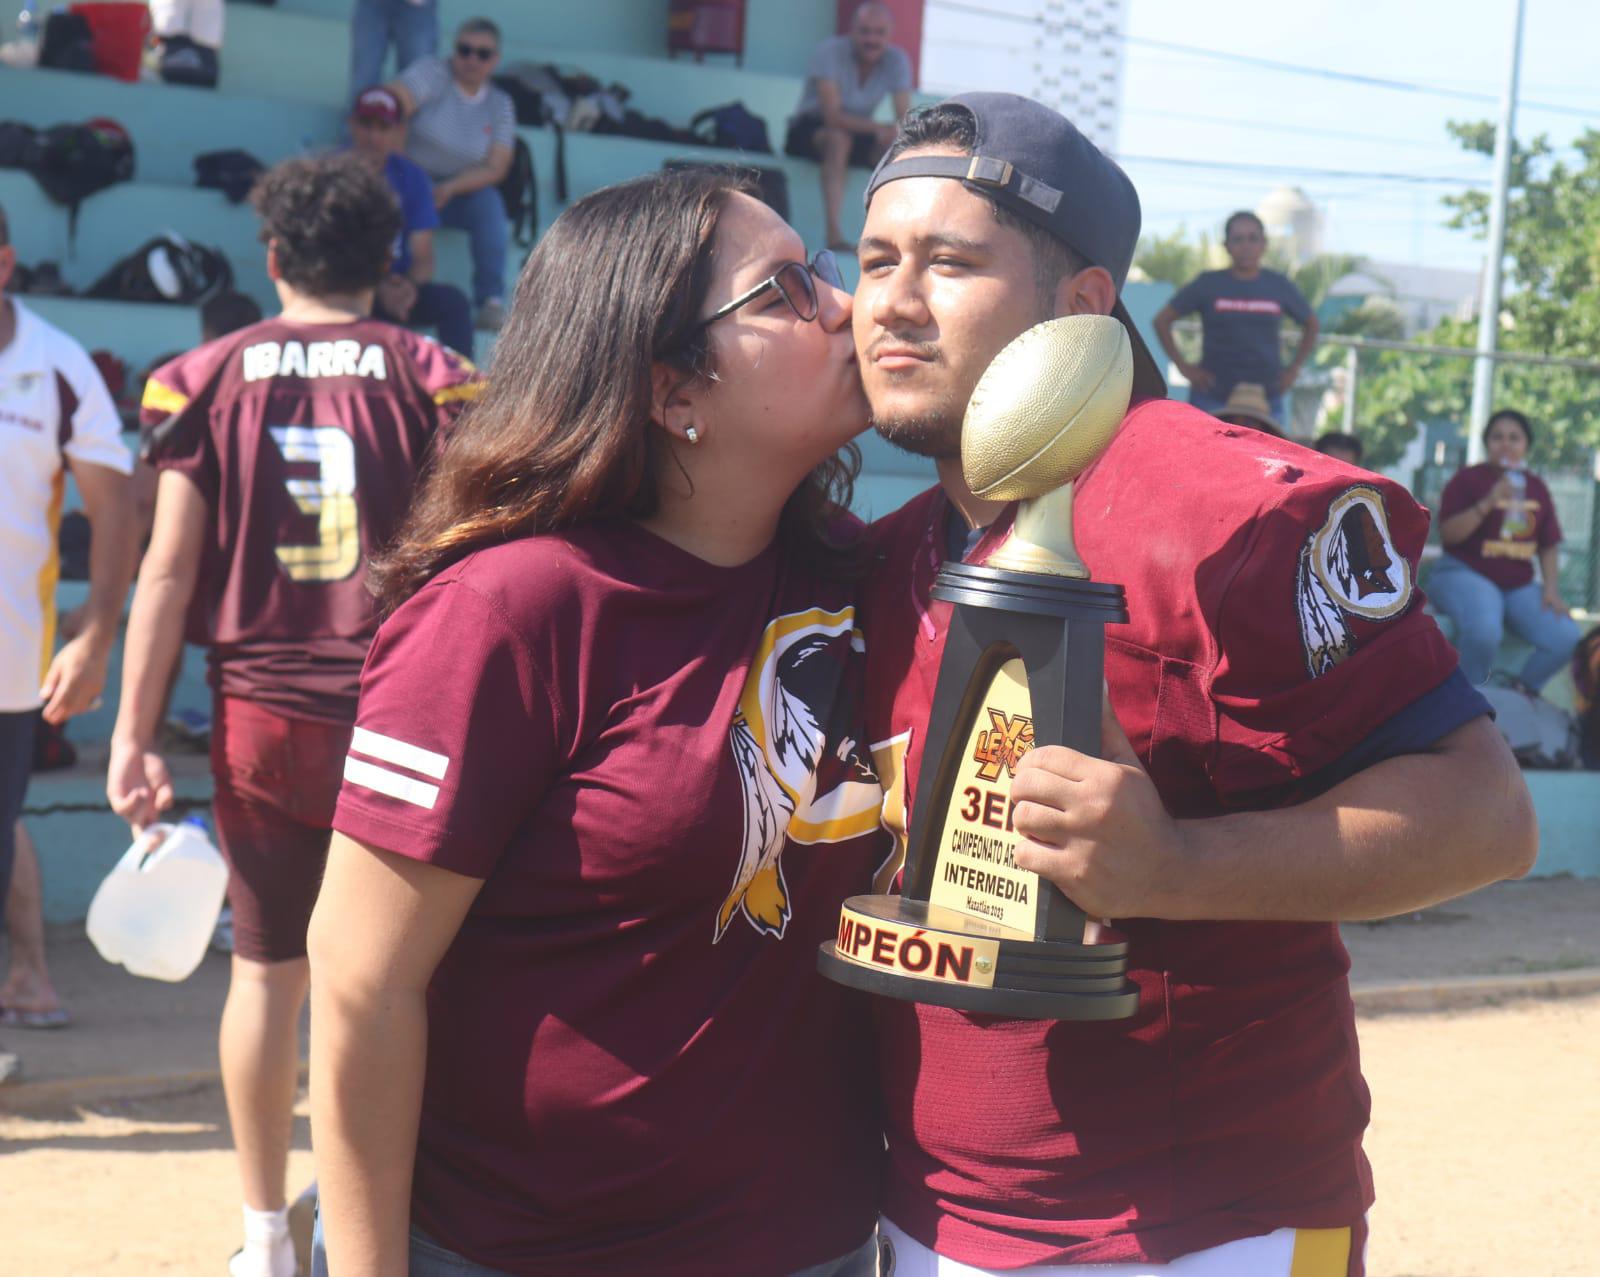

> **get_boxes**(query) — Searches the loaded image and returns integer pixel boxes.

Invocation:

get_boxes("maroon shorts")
[210,696,352,963]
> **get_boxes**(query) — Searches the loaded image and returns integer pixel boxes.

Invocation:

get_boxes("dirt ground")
[4,998,1596,1276]
[1,879,1597,1276]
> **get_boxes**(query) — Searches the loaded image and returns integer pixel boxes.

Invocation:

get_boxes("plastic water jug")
[87,816,229,982]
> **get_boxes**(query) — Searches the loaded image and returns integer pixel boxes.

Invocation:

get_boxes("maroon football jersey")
[141,317,479,724]
[859,400,1463,1271]
[333,520,888,1274]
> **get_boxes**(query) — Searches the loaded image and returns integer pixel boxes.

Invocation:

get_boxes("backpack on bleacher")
[499,137,539,249]
[21,118,136,245]
[86,232,233,306]
[690,102,772,154]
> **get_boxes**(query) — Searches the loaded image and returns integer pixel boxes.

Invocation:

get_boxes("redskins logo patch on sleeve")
[1296,485,1413,677]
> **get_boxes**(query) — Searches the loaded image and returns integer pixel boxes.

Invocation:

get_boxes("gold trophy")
[818,315,1140,1019]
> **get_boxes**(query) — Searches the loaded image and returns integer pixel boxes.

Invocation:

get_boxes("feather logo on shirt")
[1297,485,1412,677]
[715,608,883,943]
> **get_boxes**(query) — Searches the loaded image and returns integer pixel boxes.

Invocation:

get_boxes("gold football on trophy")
[962,314,1133,502]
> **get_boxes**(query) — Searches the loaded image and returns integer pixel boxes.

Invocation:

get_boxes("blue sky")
[920,0,1600,271]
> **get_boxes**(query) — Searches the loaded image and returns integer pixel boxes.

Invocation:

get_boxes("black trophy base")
[817,895,1139,1021]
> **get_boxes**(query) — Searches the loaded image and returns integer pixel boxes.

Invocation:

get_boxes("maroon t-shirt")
[1438,462,1562,590]
[332,520,888,1275]
[141,317,479,723]
[859,401,1461,1270]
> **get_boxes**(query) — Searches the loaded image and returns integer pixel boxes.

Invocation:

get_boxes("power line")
[1117,154,1493,187]
[1123,106,1487,154]
[927,0,1600,118]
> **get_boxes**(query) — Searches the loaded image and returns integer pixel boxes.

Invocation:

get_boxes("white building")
[1257,186,1324,266]
[1327,261,1480,335]
[921,0,1127,154]
[1031,0,1127,152]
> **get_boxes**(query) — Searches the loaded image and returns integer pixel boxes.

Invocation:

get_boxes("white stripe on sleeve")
[344,756,441,810]
[350,727,450,780]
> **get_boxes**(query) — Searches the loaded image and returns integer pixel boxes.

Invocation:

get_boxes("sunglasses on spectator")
[455,42,496,60]
[701,251,844,327]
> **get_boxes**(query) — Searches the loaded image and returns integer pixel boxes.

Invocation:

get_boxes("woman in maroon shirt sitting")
[1428,408,1580,690]
[307,169,888,1276]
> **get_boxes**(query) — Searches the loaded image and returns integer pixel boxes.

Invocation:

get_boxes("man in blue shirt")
[1154,210,1319,426]
[347,88,474,358]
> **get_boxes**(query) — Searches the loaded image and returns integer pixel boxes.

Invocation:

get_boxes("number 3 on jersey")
[269,425,359,582]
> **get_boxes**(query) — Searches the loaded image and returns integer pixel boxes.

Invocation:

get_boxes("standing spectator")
[149,0,225,85]
[2,822,69,1029]
[349,0,437,105]
[108,155,478,1277]
[1154,210,1320,425]
[1429,408,1580,690]
[347,87,475,358]
[0,201,136,1083]
[386,18,515,331]
[784,1,912,252]
[1315,431,1365,466]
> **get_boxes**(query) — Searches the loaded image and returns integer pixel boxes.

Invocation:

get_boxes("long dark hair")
[371,167,858,612]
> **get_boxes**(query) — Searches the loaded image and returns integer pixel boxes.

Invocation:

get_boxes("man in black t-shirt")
[1154,210,1319,425]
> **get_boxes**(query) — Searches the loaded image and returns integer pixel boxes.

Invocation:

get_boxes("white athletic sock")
[243,1205,289,1243]
[230,1206,295,1277]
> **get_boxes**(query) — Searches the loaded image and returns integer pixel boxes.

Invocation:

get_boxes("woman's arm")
[1438,472,1511,547]
[308,833,483,1277]
[1153,304,1211,392]
[1538,544,1568,612]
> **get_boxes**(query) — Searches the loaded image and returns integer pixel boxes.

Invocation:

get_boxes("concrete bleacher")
[2,2,915,374]
[14,1,939,919]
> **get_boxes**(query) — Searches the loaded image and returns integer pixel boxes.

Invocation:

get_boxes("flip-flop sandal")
[0,1005,72,1030]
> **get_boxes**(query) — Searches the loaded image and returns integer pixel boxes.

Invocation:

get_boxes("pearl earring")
[685,427,700,444]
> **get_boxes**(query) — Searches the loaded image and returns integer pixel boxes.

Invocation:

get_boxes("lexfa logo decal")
[972,707,1033,783]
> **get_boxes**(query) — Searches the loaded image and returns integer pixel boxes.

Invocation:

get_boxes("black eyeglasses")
[701,251,844,328]
[455,42,496,60]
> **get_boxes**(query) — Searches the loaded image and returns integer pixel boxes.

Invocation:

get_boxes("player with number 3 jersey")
[109,154,478,1277]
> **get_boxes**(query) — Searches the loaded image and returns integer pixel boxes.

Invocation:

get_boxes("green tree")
[1353,124,1600,468]
[1132,226,1213,286]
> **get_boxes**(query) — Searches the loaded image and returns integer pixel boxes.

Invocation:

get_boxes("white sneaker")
[228,1233,295,1277]
[474,298,506,330]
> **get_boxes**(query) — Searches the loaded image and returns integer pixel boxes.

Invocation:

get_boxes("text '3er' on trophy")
[818,313,1140,1020]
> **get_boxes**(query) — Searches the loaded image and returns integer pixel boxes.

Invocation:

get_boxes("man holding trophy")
[836,93,1538,1276]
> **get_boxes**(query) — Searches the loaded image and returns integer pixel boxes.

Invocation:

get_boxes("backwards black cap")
[865,91,1166,399]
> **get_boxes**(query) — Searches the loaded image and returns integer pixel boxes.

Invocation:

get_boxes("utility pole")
[1467,0,1526,465]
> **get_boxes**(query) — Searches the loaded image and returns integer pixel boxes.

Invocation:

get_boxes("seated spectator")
[1215,381,1283,437]
[1315,431,1364,466]
[784,1,912,251]
[347,87,474,358]
[1154,211,1320,425]
[1430,408,1581,691]
[349,0,438,105]
[386,18,515,331]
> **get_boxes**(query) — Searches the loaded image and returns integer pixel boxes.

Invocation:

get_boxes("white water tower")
[1257,186,1323,265]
